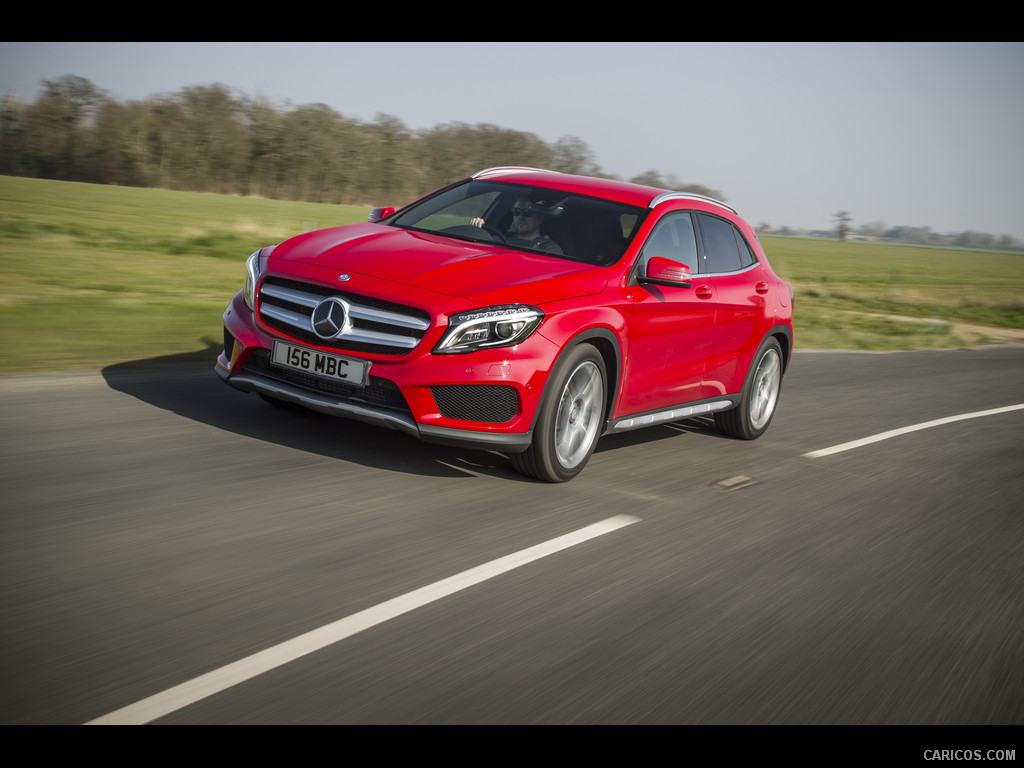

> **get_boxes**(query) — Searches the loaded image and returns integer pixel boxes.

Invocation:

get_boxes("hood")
[269,223,607,306]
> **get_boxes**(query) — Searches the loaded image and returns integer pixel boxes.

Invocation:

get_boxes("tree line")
[0,74,721,209]
[849,221,1021,252]
[2,75,1020,251]
[767,215,1022,251]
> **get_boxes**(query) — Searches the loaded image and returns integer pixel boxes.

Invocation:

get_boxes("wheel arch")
[714,329,786,440]
[530,327,621,432]
[767,323,793,373]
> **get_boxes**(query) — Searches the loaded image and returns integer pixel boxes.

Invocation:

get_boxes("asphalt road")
[1,345,1022,725]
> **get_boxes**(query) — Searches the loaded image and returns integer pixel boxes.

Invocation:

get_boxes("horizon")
[3,42,1023,240]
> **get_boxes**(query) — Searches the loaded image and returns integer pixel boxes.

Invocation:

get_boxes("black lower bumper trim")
[216,366,533,453]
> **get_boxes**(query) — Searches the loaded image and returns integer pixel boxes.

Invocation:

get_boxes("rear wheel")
[511,345,606,482]
[715,336,783,440]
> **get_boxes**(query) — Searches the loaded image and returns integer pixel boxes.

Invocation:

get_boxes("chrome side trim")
[703,263,760,279]
[611,400,734,432]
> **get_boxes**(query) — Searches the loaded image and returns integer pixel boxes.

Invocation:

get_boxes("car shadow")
[100,340,519,480]
[595,415,728,454]
[101,340,716,482]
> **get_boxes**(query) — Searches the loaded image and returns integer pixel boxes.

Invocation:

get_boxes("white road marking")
[803,404,1024,458]
[85,514,640,725]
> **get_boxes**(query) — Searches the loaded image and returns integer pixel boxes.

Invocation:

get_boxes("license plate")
[272,341,370,387]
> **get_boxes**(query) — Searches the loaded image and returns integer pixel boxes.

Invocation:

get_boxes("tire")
[511,345,607,482]
[715,336,783,440]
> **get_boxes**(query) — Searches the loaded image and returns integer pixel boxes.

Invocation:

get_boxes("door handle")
[696,285,713,300]
[755,282,769,294]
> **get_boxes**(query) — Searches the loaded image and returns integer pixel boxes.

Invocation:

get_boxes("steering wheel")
[439,224,508,244]
[478,224,507,244]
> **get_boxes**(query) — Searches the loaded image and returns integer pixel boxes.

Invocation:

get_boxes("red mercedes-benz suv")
[216,167,793,481]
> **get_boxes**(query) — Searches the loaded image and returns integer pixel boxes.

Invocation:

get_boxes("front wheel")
[511,345,606,482]
[715,337,783,440]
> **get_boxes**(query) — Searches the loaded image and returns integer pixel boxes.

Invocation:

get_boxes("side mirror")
[368,206,396,223]
[640,256,692,287]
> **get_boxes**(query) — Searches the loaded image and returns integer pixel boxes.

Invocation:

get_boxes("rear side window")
[697,213,757,273]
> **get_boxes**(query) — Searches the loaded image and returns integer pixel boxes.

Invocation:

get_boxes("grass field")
[2,175,1022,374]
[761,234,1024,350]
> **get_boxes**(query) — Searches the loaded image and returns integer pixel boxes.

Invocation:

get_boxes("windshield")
[390,180,645,266]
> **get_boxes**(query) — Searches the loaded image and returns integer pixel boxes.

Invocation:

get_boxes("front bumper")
[216,291,548,453]
[215,364,534,452]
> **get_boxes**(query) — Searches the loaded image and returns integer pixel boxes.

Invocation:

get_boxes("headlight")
[433,305,544,354]
[242,249,263,310]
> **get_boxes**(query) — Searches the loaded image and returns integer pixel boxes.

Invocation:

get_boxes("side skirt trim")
[608,398,736,433]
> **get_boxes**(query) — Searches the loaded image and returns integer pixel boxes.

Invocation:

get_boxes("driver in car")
[472,196,562,254]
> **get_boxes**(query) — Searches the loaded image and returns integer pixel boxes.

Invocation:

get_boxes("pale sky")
[3,42,1023,240]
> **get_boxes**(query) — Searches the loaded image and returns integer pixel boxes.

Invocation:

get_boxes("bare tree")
[550,135,599,176]
[833,210,852,241]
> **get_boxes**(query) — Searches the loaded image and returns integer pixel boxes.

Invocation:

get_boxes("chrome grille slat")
[261,303,310,330]
[344,328,419,348]
[259,304,419,348]
[260,283,320,308]
[257,277,430,356]
[349,305,430,331]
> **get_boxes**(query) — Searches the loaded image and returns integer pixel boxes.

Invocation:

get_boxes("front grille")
[244,349,412,416]
[431,385,518,423]
[257,277,431,356]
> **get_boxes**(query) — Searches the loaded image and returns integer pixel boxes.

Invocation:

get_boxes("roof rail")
[649,192,736,214]
[473,166,558,179]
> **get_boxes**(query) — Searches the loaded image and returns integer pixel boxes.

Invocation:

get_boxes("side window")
[696,213,759,272]
[738,233,757,268]
[640,213,697,272]
[697,213,742,273]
